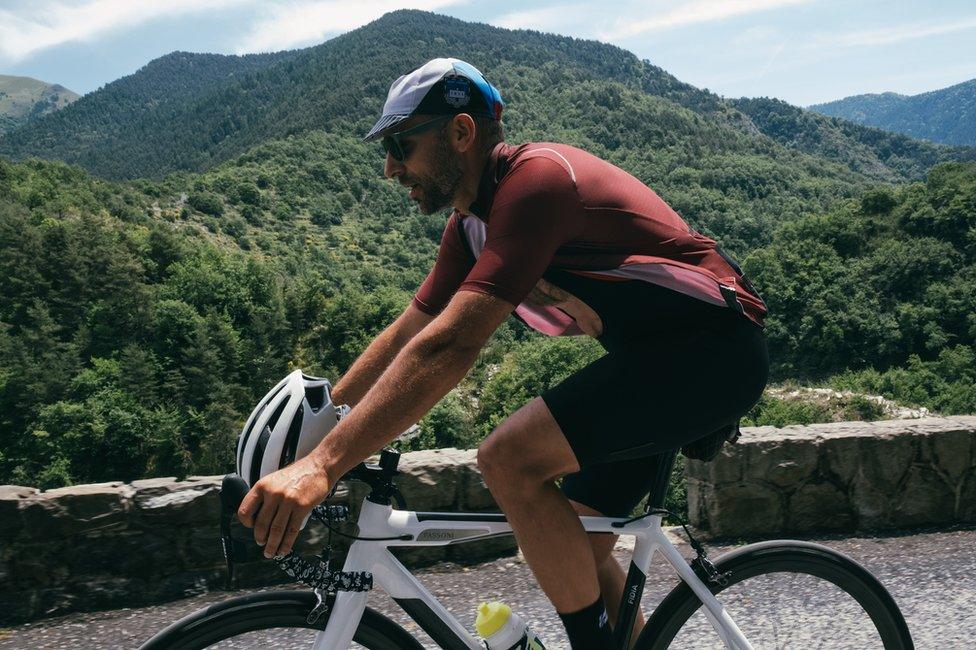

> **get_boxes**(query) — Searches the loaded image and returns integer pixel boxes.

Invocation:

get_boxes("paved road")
[1,526,973,649]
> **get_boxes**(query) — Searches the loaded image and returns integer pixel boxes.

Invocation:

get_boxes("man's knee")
[477,398,579,484]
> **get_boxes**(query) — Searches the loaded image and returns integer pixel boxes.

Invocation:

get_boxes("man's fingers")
[263,506,296,558]
[252,492,279,546]
[276,516,303,558]
[237,486,264,528]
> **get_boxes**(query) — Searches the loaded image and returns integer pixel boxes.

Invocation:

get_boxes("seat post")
[645,449,679,511]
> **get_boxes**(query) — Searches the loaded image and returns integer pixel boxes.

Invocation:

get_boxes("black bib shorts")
[538,272,770,518]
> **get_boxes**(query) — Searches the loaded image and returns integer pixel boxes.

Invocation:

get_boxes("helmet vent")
[280,404,304,468]
[265,393,290,432]
[250,427,272,486]
[238,381,287,471]
[306,385,326,413]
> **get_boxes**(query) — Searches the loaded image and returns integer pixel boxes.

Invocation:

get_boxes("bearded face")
[400,124,464,214]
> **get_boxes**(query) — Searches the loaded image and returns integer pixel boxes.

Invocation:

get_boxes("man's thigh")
[476,397,582,483]
[540,319,767,516]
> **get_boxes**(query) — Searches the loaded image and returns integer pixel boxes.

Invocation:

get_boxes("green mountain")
[0,50,297,176]
[1,10,974,488]
[809,79,976,147]
[1,10,971,183]
[0,74,78,134]
[3,150,973,489]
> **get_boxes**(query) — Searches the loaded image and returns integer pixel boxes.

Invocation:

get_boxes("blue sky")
[1,0,974,106]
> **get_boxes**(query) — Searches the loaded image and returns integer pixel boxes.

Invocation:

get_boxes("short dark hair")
[475,115,504,152]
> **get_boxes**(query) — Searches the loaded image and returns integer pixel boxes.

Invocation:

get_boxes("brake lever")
[220,474,251,588]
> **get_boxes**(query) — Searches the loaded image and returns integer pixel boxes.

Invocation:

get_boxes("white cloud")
[491,5,589,33]
[235,0,467,54]
[0,0,251,63]
[811,16,976,49]
[490,0,813,43]
[596,0,813,40]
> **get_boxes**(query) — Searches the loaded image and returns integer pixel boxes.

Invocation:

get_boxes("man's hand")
[237,454,332,558]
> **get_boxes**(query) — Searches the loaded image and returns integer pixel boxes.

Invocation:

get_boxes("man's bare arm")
[238,291,513,558]
[330,303,433,407]
[313,291,512,483]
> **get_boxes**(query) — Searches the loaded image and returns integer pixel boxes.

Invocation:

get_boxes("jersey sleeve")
[457,155,585,307]
[412,211,475,315]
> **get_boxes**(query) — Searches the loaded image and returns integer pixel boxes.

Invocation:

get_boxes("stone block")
[58,529,181,581]
[959,474,976,522]
[822,435,861,486]
[6,541,70,588]
[856,433,916,492]
[788,481,854,532]
[892,466,955,527]
[904,417,976,435]
[134,482,220,526]
[685,446,745,485]
[685,479,706,528]
[461,468,499,511]
[0,589,39,624]
[745,438,819,487]
[396,449,464,511]
[850,469,892,530]
[0,485,38,541]
[704,482,783,538]
[929,430,974,484]
[130,477,179,494]
[20,483,131,539]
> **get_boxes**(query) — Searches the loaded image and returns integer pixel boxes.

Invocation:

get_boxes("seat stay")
[652,535,754,649]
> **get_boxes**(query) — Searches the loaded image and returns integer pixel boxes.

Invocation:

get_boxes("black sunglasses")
[381,116,450,162]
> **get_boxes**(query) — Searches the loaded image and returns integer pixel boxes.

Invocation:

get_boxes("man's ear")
[451,113,477,153]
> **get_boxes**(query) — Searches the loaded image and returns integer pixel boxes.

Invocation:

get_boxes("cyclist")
[238,58,769,649]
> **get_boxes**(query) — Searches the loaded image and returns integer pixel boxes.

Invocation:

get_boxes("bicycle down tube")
[310,496,755,650]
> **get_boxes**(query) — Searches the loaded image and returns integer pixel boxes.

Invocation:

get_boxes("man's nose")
[384,152,404,179]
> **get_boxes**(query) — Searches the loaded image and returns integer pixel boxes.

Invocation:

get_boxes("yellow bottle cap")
[475,601,512,638]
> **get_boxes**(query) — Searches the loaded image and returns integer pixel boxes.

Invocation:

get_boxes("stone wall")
[0,449,513,625]
[2,417,974,624]
[685,416,976,538]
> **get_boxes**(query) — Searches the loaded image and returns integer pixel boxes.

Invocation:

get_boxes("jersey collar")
[464,142,513,221]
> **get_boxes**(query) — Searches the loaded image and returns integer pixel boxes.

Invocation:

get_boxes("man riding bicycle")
[238,58,769,649]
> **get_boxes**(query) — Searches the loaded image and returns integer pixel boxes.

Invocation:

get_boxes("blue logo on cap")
[443,76,471,108]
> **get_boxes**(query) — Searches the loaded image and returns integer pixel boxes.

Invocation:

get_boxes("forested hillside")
[809,79,976,147]
[1,148,973,489]
[0,75,78,134]
[1,11,971,183]
[0,50,296,176]
[0,10,973,490]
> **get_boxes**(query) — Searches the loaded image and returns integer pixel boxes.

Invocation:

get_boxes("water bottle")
[475,601,546,649]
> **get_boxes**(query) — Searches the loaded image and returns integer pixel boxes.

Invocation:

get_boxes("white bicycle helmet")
[236,369,347,489]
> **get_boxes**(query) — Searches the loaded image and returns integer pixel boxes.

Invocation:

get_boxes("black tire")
[634,540,914,649]
[139,590,425,650]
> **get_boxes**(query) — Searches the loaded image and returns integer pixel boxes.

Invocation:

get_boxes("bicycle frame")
[310,496,755,650]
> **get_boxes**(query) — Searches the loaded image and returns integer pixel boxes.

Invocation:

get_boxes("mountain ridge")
[0,74,78,134]
[1,10,971,182]
[809,78,976,147]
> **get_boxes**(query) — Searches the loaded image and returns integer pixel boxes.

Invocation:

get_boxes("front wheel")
[138,590,424,649]
[635,540,914,649]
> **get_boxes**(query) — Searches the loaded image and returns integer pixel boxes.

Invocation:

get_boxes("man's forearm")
[313,331,479,483]
[331,323,407,408]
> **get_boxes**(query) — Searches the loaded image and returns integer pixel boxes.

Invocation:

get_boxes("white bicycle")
[142,448,914,649]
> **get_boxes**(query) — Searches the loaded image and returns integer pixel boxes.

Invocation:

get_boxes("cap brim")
[363,114,411,142]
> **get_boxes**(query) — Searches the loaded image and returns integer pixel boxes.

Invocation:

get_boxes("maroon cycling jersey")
[413,142,766,335]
